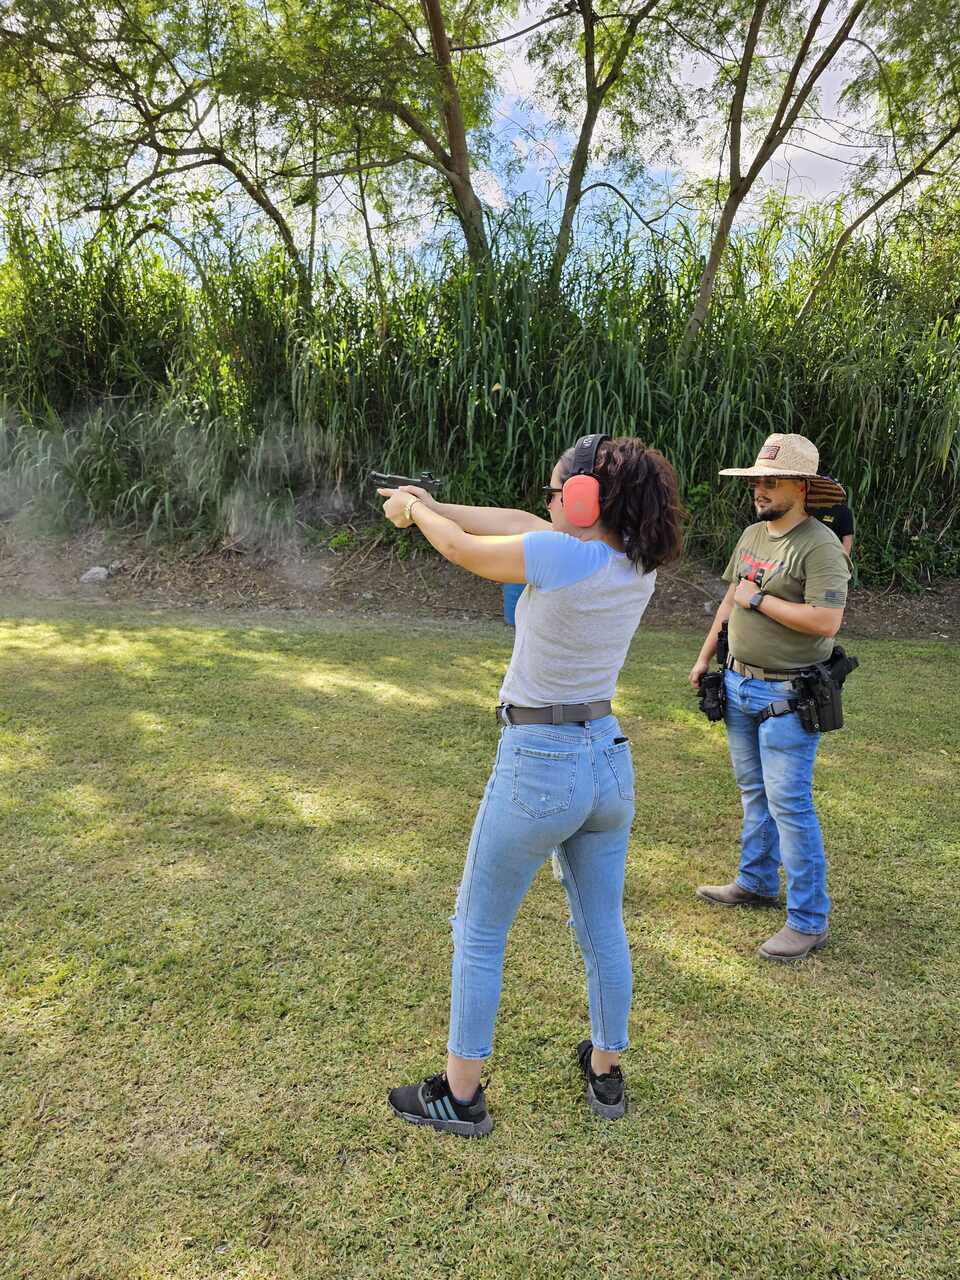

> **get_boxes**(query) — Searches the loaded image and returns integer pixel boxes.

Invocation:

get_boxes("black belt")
[497,701,613,726]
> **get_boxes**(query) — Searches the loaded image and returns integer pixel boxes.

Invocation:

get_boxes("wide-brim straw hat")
[719,433,846,507]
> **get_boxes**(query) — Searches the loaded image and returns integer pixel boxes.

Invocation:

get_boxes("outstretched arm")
[435,501,549,535]
[392,485,549,535]
[379,488,528,583]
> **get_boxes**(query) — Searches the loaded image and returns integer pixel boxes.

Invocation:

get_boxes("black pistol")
[368,469,441,496]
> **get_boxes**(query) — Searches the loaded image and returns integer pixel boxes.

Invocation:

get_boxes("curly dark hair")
[558,436,684,570]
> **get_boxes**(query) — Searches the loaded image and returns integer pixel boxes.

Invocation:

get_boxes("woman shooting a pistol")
[378,435,682,1137]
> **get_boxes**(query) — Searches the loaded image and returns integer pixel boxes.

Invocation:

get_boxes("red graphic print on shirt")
[738,550,781,588]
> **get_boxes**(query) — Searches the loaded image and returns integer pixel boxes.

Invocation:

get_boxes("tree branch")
[362,94,453,170]
[581,0,598,98]
[764,0,830,143]
[80,158,214,214]
[649,13,726,67]
[748,0,870,184]
[121,220,213,298]
[846,35,906,183]
[450,2,579,52]
[597,0,661,97]
[729,0,769,186]
[579,180,688,229]
[793,120,960,327]
[364,0,430,58]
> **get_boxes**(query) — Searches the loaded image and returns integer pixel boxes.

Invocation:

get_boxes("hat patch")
[759,444,780,460]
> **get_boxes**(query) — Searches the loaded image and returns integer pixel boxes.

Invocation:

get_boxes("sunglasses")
[542,485,563,503]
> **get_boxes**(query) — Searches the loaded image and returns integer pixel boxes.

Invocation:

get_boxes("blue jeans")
[448,715,635,1059]
[724,669,831,934]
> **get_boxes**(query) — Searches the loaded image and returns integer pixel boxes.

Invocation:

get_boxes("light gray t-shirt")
[498,531,657,707]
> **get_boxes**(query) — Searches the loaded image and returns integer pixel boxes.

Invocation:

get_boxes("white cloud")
[473,167,508,209]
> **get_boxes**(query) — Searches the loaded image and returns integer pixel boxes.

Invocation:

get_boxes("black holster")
[696,621,729,721]
[791,646,859,733]
[697,671,725,721]
[716,621,730,668]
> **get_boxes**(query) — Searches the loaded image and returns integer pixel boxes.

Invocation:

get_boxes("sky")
[478,3,874,217]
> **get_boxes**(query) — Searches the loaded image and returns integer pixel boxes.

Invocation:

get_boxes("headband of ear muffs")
[561,433,610,527]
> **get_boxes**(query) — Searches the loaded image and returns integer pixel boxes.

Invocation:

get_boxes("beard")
[755,501,790,521]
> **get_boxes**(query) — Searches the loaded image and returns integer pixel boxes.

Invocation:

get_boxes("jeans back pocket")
[604,740,635,802]
[512,747,579,818]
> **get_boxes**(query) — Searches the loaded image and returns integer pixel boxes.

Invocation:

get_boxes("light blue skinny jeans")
[448,714,635,1060]
[724,669,831,934]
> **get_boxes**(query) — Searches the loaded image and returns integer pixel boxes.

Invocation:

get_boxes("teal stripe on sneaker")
[440,1096,458,1122]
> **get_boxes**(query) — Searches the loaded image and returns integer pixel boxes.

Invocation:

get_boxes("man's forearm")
[755,595,842,637]
[697,598,735,665]
[434,503,546,536]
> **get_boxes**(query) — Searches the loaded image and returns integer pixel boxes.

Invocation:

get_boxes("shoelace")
[422,1072,488,1106]
[421,1073,449,1103]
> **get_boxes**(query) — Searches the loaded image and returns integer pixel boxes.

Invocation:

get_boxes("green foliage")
[327,529,355,552]
[1,204,959,583]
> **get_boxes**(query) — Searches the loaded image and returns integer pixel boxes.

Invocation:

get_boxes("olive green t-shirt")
[722,517,851,669]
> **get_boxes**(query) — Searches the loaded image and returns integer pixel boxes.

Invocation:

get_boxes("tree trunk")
[213,148,311,304]
[551,100,600,280]
[420,0,490,266]
[676,0,870,363]
[678,190,744,365]
[307,113,320,300]
[449,173,490,267]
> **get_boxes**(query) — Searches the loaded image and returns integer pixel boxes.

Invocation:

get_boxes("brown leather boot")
[696,881,780,908]
[758,924,829,962]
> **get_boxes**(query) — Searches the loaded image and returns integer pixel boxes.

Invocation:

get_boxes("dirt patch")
[1,526,958,641]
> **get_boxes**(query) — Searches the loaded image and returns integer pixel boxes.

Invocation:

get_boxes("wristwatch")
[748,591,765,611]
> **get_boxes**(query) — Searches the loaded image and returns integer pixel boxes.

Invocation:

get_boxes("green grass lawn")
[1,602,958,1280]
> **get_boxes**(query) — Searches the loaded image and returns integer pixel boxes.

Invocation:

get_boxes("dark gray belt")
[496,701,612,726]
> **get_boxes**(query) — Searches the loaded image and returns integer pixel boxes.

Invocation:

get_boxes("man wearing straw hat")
[688,434,851,962]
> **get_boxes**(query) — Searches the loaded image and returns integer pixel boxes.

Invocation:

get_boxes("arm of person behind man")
[832,503,855,558]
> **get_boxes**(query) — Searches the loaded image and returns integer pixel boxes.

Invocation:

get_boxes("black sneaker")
[388,1072,494,1138]
[576,1040,627,1120]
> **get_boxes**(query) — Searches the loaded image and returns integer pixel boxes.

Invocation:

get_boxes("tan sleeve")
[721,537,743,583]
[803,542,851,608]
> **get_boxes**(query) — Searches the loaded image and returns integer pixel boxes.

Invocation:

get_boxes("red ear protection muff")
[562,433,610,527]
